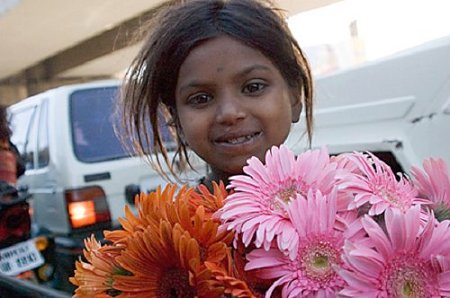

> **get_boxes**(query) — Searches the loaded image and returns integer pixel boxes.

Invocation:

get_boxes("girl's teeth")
[227,134,253,144]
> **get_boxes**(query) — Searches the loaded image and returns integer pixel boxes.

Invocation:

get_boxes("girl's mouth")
[216,132,262,145]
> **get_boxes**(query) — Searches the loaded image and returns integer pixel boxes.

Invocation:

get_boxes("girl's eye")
[242,82,266,95]
[187,93,212,106]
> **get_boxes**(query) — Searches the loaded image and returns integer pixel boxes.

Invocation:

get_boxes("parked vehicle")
[287,36,450,173]
[7,80,206,291]
[0,181,54,284]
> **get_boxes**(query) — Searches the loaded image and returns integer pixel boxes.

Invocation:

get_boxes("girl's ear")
[290,94,302,123]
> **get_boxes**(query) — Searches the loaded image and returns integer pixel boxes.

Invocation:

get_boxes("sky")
[288,0,450,68]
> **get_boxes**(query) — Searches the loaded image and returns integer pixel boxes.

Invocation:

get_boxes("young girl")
[119,0,314,187]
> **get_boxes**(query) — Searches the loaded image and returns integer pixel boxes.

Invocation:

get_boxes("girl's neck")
[205,167,231,187]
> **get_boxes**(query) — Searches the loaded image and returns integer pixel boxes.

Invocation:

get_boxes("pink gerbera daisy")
[244,189,364,298]
[218,145,339,260]
[411,158,450,221]
[342,152,428,215]
[339,205,450,297]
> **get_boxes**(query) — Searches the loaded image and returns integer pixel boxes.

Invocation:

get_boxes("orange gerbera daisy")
[113,220,226,297]
[73,183,237,297]
[70,235,129,297]
[206,261,257,298]
[188,181,228,216]
[107,183,233,259]
[105,184,193,244]
[176,196,234,257]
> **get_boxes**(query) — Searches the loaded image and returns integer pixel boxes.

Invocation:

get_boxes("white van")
[8,80,206,289]
[287,36,450,173]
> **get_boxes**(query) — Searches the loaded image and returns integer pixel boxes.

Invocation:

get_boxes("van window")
[9,106,38,170]
[70,87,125,163]
[37,100,49,168]
[70,87,174,163]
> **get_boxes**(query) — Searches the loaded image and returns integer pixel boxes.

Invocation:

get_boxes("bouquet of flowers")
[70,145,450,297]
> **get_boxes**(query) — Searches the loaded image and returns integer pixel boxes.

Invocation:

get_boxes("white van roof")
[9,79,121,111]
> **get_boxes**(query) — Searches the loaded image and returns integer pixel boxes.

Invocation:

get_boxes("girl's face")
[175,35,301,182]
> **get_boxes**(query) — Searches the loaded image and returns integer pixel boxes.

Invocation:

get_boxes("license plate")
[0,239,45,276]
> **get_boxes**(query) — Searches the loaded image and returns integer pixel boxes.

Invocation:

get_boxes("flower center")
[375,186,409,210]
[380,188,398,203]
[278,186,297,202]
[390,268,425,298]
[313,255,329,269]
[158,267,195,298]
[384,255,439,297]
[300,239,340,283]
[269,182,302,213]
[402,280,415,296]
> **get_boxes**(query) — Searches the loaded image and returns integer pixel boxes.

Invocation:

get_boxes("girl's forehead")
[189,36,249,55]
[180,36,274,71]
[175,35,289,95]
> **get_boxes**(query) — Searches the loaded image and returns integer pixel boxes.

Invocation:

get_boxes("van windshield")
[70,86,174,163]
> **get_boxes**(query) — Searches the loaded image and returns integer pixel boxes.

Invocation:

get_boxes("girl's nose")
[215,93,246,125]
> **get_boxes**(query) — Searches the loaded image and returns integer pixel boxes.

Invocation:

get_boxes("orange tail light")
[65,186,111,229]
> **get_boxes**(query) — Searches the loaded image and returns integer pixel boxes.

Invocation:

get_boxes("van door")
[11,100,69,234]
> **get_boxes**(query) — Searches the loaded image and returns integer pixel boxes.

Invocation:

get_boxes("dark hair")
[0,105,12,142]
[119,0,313,179]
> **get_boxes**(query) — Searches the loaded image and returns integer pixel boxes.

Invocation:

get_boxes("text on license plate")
[0,239,45,276]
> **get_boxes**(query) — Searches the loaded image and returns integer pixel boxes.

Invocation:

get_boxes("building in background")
[289,0,450,76]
